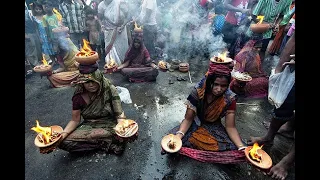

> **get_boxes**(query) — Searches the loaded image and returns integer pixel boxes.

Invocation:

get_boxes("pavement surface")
[25,55,295,180]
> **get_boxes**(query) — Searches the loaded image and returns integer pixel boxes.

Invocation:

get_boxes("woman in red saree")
[115,30,158,82]
[230,34,269,98]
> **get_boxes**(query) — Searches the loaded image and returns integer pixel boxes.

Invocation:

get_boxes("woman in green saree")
[41,69,135,154]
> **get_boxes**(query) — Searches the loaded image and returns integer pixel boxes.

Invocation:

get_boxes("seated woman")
[40,68,136,154]
[163,61,247,163]
[45,32,80,88]
[229,34,269,98]
[114,29,158,83]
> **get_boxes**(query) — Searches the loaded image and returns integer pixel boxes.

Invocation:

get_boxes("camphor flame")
[31,120,52,144]
[168,134,175,149]
[106,57,117,68]
[217,51,228,61]
[134,21,143,30]
[256,15,264,24]
[77,39,94,57]
[249,142,264,162]
[42,54,48,66]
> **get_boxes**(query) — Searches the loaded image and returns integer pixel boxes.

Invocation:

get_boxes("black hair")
[205,73,231,94]
[45,1,54,7]
[85,8,97,16]
[31,2,45,16]
[214,4,224,15]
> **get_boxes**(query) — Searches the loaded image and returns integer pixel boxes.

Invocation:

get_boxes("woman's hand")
[151,63,158,69]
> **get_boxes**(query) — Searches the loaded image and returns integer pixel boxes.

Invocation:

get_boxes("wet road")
[25,55,295,180]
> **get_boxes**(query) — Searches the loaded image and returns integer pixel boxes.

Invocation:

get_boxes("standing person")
[268,0,295,56]
[136,0,158,60]
[59,0,87,49]
[98,0,130,65]
[31,2,56,63]
[245,0,292,61]
[25,3,42,67]
[85,8,102,59]
[43,1,60,61]
[249,32,295,180]
[222,0,252,59]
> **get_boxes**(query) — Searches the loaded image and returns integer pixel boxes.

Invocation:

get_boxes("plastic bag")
[268,66,295,109]
[116,86,132,104]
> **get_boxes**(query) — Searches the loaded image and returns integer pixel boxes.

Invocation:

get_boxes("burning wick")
[134,22,143,30]
[77,39,95,57]
[42,54,48,66]
[256,15,264,24]
[249,142,264,163]
[167,134,176,149]
[214,51,228,62]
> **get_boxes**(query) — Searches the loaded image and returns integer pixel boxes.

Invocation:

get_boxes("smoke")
[156,0,227,60]
[119,0,229,60]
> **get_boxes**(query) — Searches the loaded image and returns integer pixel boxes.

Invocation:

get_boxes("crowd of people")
[26,0,295,179]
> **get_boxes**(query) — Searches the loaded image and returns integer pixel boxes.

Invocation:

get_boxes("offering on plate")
[210,51,233,63]
[231,70,252,81]
[31,120,63,147]
[114,119,138,137]
[161,134,182,153]
[244,143,273,169]
[158,60,168,69]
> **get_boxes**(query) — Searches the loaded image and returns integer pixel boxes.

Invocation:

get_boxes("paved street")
[25,55,295,180]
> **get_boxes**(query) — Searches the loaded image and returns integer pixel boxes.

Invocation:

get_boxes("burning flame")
[256,15,264,24]
[167,134,176,149]
[77,39,95,57]
[31,120,52,144]
[134,22,143,30]
[106,57,117,68]
[249,142,264,162]
[53,8,62,22]
[42,54,48,65]
[217,51,228,61]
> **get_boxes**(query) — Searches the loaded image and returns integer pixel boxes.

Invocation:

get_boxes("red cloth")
[228,100,236,111]
[199,0,208,7]
[179,147,246,164]
[207,61,232,76]
[225,0,249,25]
[72,93,87,110]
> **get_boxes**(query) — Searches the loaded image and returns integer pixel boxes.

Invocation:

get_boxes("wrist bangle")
[237,145,247,150]
[176,131,185,136]
[61,131,69,135]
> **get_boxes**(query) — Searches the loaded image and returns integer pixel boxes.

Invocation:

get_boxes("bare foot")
[247,136,273,146]
[268,155,293,180]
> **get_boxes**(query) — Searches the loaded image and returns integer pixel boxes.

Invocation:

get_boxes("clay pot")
[75,51,99,65]
[250,23,270,34]
[161,134,182,153]
[34,125,63,148]
[33,65,52,73]
[179,63,189,72]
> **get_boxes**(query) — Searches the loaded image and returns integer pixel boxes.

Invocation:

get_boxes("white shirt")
[138,0,157,25]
